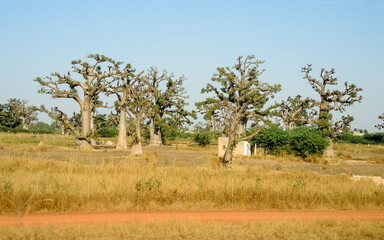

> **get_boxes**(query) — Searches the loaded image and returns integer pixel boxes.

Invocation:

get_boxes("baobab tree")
[302,64,362,158]
[201,55,281,166]
[274,95,314,130]
[106,64,143,150]
[126,74,152,155]
[302,64,363,134]
[35,54,120,149]
[146,67,193,146]
[195,98,221,133]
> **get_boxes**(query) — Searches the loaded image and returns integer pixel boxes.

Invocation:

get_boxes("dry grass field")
[1,220,384,240]
[0,132,383,239]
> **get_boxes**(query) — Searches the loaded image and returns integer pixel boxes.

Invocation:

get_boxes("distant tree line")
[3,54,384,165]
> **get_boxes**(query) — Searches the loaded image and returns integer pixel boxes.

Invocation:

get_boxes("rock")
[106,141,114,146]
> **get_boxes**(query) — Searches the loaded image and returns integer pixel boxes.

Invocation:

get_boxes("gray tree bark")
[116,108,128,150]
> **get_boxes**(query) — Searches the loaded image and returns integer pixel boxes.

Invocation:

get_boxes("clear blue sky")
[1,0,383,132]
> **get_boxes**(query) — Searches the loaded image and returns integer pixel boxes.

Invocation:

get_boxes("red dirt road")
[1,211,383,225]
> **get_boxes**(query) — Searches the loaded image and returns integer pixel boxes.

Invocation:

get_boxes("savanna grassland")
[0,132,384,239]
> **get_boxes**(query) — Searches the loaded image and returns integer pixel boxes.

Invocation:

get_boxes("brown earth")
[1,211,383,226]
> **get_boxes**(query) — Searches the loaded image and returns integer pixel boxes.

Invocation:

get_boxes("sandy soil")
[1,211,383,226]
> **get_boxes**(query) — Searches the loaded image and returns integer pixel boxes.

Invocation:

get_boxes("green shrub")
[194,132,212,146]
[363,133,384,144]
[251,126,289,155]
[30,122,56,134]
[337,133,371,144]
[251,126,329,158]
[288,126,329,158]
[94,127,119,138]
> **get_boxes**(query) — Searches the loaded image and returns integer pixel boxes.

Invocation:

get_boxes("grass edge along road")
[1,218,384,240]
[0,210,384,226]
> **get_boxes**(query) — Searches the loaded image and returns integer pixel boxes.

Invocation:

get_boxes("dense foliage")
[250,126,289,155]
[0,122,56,134]
[93,127,119,138]
[289,126,329,158]
[338,133,384,144]
[194,132,212,146]
[251,126,329,158]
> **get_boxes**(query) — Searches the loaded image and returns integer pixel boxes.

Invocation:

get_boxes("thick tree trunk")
[222,131,235,167]
[210,115,216,133]
[149,120,162,146]
[222,118,238,167]
[131,118,143,155]
[21,117,29,130]
[90,110,95,133]
[131,142,143,156]
[236,117,247,136]
[79,101,93,149]
[116,108,127,150]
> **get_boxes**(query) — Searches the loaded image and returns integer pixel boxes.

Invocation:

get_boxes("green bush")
[363,133,384,144]
[251,126,289,155]
[30,122,56,134]
[251,126,329,158]
[94,127,119,138]
[0,125,29,133]
[194,132,212,146]
[288,126,329,158]
[337,133,370,144]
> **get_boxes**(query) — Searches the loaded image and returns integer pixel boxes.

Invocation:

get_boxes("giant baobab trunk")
[78,101,93,149]
[149,120,162,146]
[222,132,235,167]
[131,118,143,155]
[116,108,128,150]
[222,119,238,166]
[210,115,216,133]
[236,117,247,136]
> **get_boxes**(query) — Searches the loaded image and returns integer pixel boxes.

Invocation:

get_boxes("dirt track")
[1,211,383,226]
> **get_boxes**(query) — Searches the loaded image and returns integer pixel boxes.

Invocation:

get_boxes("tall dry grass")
[0,133,76,149]
[0,151,383,214]
[1,220,384,240]
[334,143,384,163]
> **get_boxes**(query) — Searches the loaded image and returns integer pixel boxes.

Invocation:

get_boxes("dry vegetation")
[1,220,384,240]
[334,143,384,164]
[0,132,384,239]
[1,133,384,214]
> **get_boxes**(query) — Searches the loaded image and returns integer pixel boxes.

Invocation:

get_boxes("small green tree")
[273,95,314,130]
[0,99,40,129]
[200,55,281,166]
[146,67,195,146]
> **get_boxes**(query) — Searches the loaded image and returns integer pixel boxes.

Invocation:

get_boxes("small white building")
[218,137,251,157]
